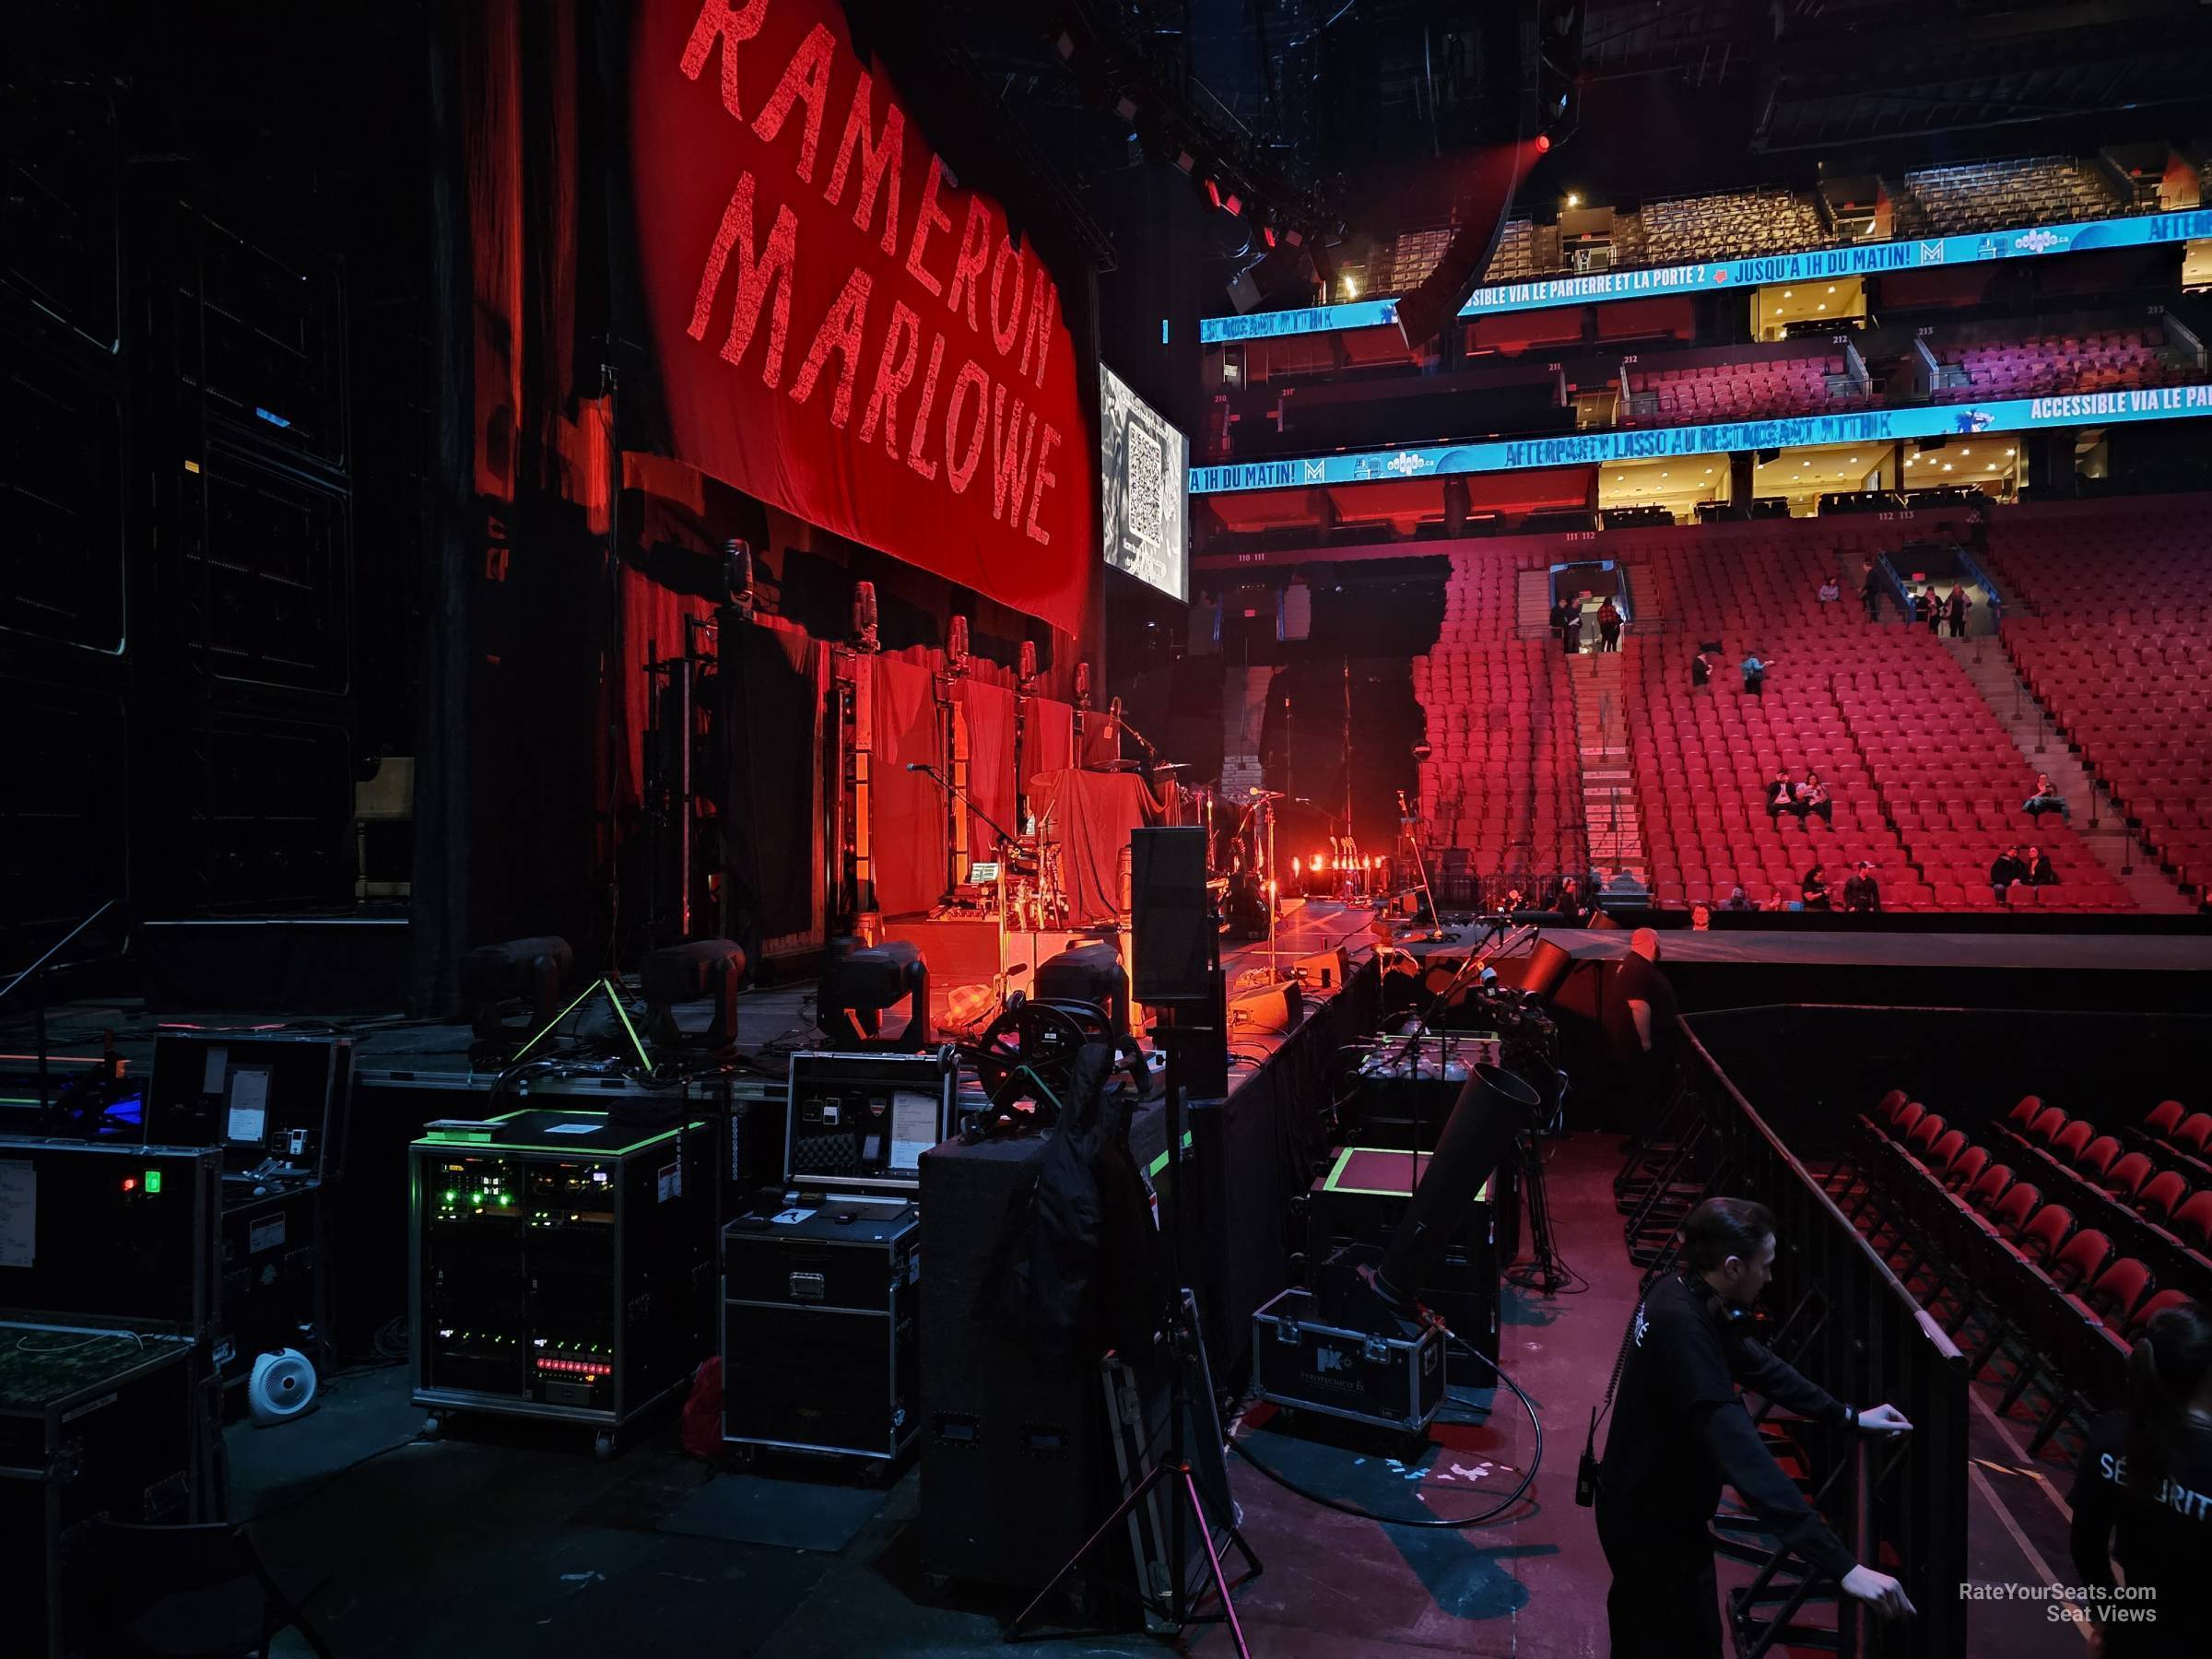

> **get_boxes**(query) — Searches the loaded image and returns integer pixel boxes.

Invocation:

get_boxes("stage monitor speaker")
[1379,1065,1540,1303]
[1296,947,1350,992]
[1129,828,1213,1006]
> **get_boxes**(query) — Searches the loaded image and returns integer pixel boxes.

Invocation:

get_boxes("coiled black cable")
[1225,1335,1543,1529]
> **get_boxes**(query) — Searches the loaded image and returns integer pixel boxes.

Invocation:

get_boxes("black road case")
[1252,1286,1446,1434]
[722,1198,921,1461]
[1,1326,206,1659]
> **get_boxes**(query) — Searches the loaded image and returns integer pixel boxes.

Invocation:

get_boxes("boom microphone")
[906,762,931,772]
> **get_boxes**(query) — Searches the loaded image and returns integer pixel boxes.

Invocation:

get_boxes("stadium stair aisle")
[1943,636,2194,913]
[1573,653,1645,883]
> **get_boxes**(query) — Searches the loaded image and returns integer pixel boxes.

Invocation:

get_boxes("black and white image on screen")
[1100,365,1188,601]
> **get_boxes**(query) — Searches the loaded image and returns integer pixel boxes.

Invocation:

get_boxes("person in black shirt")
[2070,1298,2212,1655]
[2025,845,2057,887]
[1841,862,1881,912]
[1991,845,2026,902]
[1765,769,1795,824]
[1801,864,1832,911]
[1554,597,1583,655]
[1596,1198,1915,1656]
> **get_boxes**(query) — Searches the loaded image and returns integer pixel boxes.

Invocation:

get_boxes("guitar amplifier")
[721,1197,920,1462]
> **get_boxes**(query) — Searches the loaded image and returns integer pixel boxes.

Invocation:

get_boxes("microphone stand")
[908,762,1030,1018]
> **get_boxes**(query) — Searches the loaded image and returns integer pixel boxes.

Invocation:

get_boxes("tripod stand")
[1506,1120,1571,1296]
[1007,1026,1263,1653]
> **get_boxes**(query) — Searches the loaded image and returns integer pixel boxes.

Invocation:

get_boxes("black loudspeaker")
[1520,938,1574,1003]
[1379,1065,1541,1302]
[917,1136,1127,1594]
[1129,828,1213,1006]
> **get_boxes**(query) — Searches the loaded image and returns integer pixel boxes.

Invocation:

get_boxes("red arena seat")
[2171,1191,2212,1251]
[2135,1171,2190,1225]
[2016,1204,2074,1266]
[2047,1229,2113,1295]
[2144,1100,2185,1137]
[2101,1153,2156,1199]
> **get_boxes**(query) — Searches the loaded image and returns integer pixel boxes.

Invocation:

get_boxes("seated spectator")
[1991,845,2027,902]
[1794,770,1832,824]
[1722,885,1753,912]
[1759,888,1790,912]
[1802,864,1832,911]
[1817,575,1841,605]
[1765,769,1796,823]
[1740,653,1770,696]
[1690,647,1717,688]
[1841,862,1881,912]
[2023,772,2069,822]
[2025,846,2057,887]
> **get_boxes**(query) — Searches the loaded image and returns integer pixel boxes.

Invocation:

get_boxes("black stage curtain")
[715,625,825,971]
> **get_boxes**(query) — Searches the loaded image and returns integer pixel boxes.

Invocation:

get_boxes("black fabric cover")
[974,1043,1160,1369]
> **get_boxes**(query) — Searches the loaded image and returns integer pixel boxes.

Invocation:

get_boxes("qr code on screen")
[1125,421,1164,547]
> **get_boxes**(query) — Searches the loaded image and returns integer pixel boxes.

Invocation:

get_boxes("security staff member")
[1595,1197,1914,1656]
[2070,1298,2212,1654]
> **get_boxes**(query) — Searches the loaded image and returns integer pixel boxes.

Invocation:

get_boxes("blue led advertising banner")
[1188,382,2212,494]
[1198,207,2212,344]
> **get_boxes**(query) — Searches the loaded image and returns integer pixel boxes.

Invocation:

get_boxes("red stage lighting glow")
[1535,134,1552,154]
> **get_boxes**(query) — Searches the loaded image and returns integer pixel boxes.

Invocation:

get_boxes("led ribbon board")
[1189,383,2212,494]
[1199,208,2212,344]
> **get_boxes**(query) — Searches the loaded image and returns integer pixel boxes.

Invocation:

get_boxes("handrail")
[1,900,120,1007]
[1672,1014,1970,1659]
[1677,1018,1959,1337]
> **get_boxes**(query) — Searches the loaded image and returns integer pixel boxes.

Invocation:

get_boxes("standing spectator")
[1859,559,1881,621]
[1946,587,1971,638]
[1795,771,1832,825]
[2025,846,2057,887]
[1817,575,1841,606]
[1991,845,2027,903]
[1765,770,1796,824]
[1841,862,1881,913]
[1597,597,1623,653]
[1802,864,1832,911]
[1690,647,1717,689]
[1740,653,1770,697]
[1924,588,1944,636]
[1553,596,1583,656]
[2024,773,2070,822]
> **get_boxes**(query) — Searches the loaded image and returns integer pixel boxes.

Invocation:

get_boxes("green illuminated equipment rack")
[408,1109,713,1456]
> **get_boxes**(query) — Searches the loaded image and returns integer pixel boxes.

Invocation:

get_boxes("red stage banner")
[630,0,1094,638]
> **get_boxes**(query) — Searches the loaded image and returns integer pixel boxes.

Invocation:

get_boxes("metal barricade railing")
[1670,1018,1971,1659]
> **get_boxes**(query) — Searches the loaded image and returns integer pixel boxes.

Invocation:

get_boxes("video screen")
[1100,365,1189,602]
